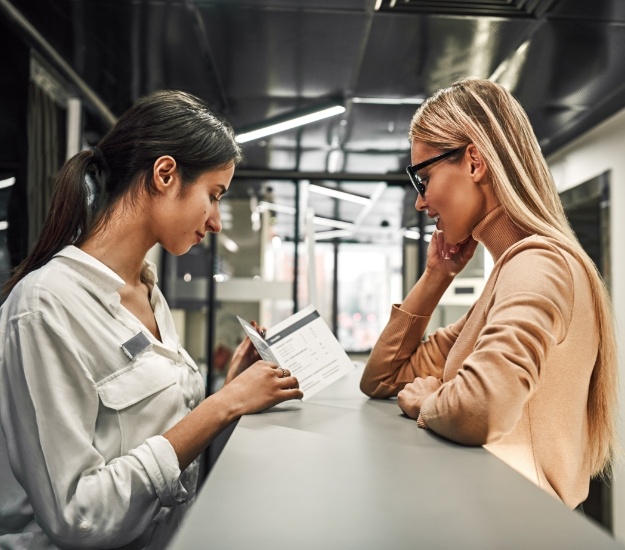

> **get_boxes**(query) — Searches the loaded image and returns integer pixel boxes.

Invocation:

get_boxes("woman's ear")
[153,156,179,193]
[465,144,487,182]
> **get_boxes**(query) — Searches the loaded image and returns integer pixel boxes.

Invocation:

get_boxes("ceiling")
[3,0,625,244]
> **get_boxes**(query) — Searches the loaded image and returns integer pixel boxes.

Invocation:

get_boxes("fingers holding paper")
[225,320,267,384]
[222,360,303,415]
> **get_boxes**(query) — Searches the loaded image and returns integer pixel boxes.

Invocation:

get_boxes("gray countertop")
[168,364,624,549]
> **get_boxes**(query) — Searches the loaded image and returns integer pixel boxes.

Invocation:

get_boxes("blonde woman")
[360,78,618,511]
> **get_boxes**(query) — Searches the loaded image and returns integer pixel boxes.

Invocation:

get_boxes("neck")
[80,210,155,286]
[472,205,529,262]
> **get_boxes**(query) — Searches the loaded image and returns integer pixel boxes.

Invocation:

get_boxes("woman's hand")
[225,321,265,384]
[426,230,479,278]
[221,361,303,415]
[397,376,442,419]
[164,361,303,471]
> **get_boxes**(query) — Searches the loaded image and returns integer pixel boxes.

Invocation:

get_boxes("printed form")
[237,304,355,400]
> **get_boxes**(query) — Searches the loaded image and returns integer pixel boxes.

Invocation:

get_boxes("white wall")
[548,108,625,542]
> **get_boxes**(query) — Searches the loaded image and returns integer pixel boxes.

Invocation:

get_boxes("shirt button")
[189,400,196,408]
[79,521,90,532]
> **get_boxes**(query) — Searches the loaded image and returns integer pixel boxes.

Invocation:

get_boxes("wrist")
[422,267,455,287]
[209,385,244,424]
[401,269,454,315]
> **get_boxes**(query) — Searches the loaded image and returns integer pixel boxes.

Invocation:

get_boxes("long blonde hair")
[410,77,618,476]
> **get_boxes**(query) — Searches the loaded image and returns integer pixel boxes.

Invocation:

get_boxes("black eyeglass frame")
[406,147,465,198]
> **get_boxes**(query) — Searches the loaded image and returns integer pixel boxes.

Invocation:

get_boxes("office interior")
[1,0,624,543]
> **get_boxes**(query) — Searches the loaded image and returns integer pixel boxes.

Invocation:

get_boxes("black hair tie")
[91,146,110,174]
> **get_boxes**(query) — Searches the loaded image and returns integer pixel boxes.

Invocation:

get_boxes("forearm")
[361,271,460,398]
[163,390,241,471]
[164,362,302,470]
[400,268,454,316]
[360,306,432,397]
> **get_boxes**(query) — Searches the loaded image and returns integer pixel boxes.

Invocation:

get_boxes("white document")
[237,304,355,400]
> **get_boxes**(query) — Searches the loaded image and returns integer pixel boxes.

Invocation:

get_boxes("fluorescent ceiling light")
[313,216,355,230]
[236,104,346,144]
[309,184,371,205]
[219,233,239,253]
[405,225,436,240]
[0,177,16,189]
[257,201,296,215]
[315,229,353,241]
[0,221,8,231]
[352,97,425,105]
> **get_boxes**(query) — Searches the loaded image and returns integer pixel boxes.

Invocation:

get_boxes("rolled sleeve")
[0,312,181,548]
[133,436,188,506]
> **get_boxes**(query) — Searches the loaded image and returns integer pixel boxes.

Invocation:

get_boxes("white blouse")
[0,246,205,549]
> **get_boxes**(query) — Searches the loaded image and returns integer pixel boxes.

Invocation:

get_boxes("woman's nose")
[415,193,427,211]
[206,210,222,233]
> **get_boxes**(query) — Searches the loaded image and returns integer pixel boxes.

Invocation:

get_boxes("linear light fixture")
[352,97,425,105]
[0,177,16,189]
[308,184,372,206]
[218,233,239,253]
[235,102,346,144]
[313,216,355,230]
[404,229,432,242]
[315,229,353,241]
[257,201,297,215]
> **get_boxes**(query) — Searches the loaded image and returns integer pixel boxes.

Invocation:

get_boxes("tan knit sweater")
[361,206,597,509]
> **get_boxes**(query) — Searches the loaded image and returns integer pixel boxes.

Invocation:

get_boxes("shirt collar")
[54,246,159,294]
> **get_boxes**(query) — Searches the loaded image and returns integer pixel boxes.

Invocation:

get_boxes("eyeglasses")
[406,147,464,199]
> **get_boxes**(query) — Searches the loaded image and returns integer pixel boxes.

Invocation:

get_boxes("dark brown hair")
[4,90,242,294]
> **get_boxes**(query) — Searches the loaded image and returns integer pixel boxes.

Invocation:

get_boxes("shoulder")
[2,258,87,320]
[496,235,578,289]
[496,235,588,307]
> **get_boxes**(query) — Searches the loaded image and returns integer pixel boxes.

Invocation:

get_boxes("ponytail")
[3,89,242,296]
[3,149,105,294]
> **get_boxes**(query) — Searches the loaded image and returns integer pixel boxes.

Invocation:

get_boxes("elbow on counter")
[359,369,397,399]
[424,408,514,447]
[359,377,379,398]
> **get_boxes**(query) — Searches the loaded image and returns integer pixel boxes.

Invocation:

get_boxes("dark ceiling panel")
[5,0,625,168]
[356,14,537,97]
[200,6,370,103]
[195,0,374,9]
[549,0,625,22]
[501,18,625,152]
[376,0,560,18]
[342,103,413,152]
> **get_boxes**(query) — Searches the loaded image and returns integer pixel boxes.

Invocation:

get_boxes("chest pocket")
[97,359,177,410]
[96,357,179,454]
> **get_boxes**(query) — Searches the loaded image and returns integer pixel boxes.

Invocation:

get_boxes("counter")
[169,364,623,549]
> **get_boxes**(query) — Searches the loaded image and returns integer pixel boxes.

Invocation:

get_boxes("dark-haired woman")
[0,90,302,549]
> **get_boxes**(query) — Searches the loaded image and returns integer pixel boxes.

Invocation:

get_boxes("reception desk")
[169,365,624,550]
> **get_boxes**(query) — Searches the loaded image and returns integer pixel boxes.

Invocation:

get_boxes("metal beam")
[0,0,117,127]
[233,169,407,182]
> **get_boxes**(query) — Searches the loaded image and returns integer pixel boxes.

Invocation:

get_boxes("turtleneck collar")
[471,205,530,263]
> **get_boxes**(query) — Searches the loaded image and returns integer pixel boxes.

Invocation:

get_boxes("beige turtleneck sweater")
[360,206,597,509]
